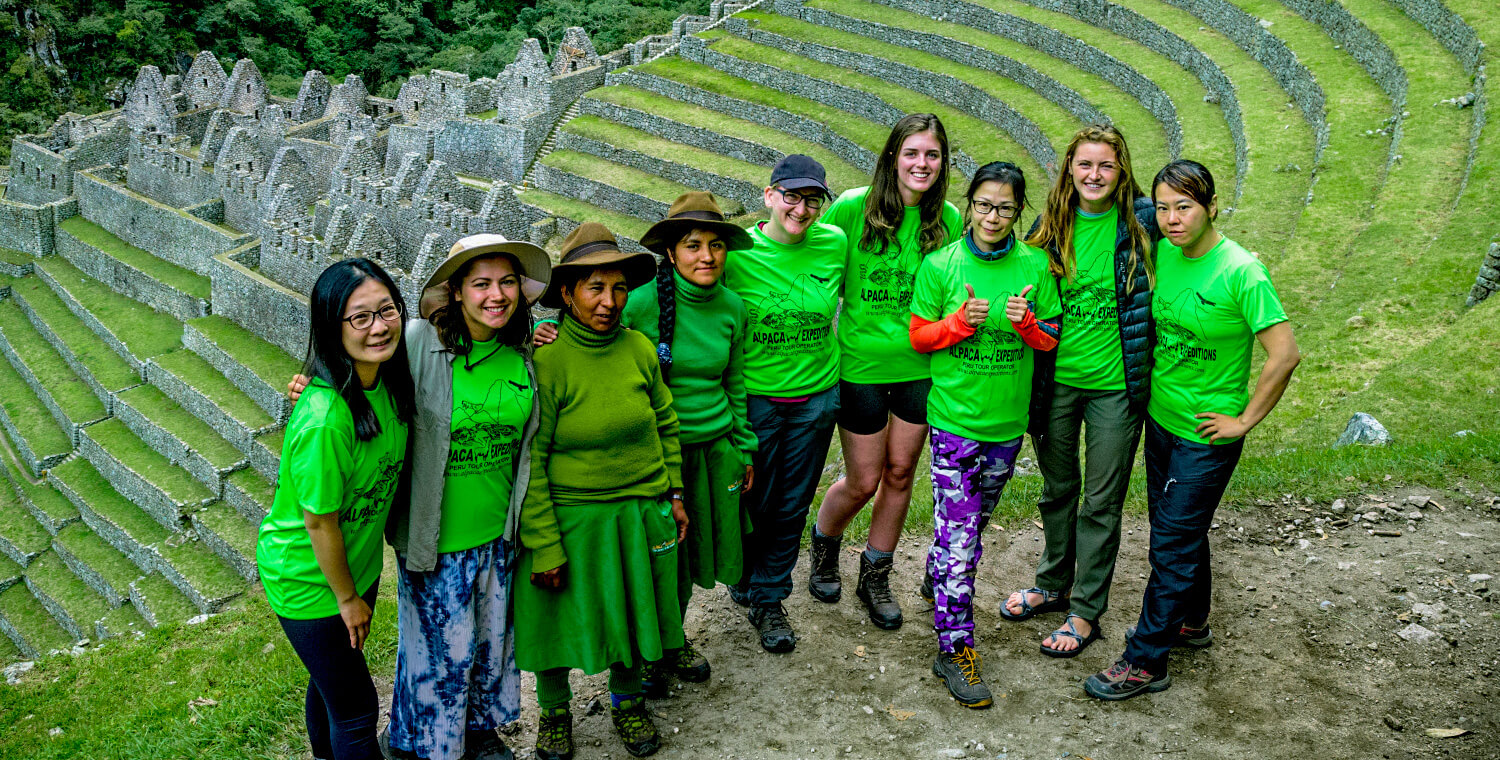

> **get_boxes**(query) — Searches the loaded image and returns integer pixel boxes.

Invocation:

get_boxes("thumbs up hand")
[1005,284,1034,324]
[962,283,990,327]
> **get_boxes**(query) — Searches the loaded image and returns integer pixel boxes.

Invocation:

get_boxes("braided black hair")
[654,255,676,373]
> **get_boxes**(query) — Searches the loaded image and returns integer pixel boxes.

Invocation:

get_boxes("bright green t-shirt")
[436,341,532,553]
[257,379,407,619]
[723,221,846,397]
[1054,207,1125,390]
[911,236,1063,442]
[824,186,963,383]
[1148,236,1288,444]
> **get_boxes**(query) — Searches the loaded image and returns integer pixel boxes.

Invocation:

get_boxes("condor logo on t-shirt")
[857,253,918,315]
[343,455,401,528]
[748,273,835,354]
[1062,269,1116,328]
[1155,288,1219,370]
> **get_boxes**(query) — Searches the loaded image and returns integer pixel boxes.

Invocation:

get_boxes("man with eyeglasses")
[721,155,847,653]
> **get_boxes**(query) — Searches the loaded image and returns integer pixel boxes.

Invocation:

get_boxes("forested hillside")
[0,0,707,161]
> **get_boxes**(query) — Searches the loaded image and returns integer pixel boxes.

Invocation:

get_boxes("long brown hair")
[1027,124,1153,290]
[430,253,534,356]
[861,113,952,258]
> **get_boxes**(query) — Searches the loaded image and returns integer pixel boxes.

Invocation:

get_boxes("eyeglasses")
[343,303,402,331]
[971,200,1020,219]
[774,187,826,211]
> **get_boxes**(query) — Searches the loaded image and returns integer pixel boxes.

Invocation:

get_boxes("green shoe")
[611,695,662,757]
[535,706,573,760]
[671,639,711,683]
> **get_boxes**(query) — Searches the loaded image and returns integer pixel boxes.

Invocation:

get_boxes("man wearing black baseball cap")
[719,155,847,653]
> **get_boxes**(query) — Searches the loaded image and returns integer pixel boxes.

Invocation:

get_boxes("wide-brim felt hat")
[541,222,659,309]
[423,233,552,304]
[639,191,753,256]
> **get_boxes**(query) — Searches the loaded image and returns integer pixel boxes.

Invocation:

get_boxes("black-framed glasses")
[971,200,1020,219]
[774,187,826,211]
[343,303,402,331]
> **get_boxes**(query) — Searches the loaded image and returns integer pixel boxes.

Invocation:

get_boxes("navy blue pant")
[736,386,839,606]
[277,581,382,760]
[1124,419,1243,673]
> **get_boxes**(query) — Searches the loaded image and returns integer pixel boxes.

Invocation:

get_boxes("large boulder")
[1334,412,1392,447]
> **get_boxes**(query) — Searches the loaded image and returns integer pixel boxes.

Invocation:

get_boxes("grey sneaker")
[808,531,842,602]
[748,602,796,653]
[931,646,994,708]
[856,552,903,629]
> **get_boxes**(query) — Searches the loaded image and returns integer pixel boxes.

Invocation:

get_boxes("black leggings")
[277,581,382,760]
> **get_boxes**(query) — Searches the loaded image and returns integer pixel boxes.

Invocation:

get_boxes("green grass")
[117,385,244,470]
[193,503,257,559]
[563,114,771,186]
[518,188,655,243]
[0,345,70,460]
[83,418,214,506]
[57,217,211,300]
[129,572,200,624]
[35,257,182,364]
[226,467,276,513]
[0,483,50,559]
[50,458,170,550]
[4,276,140,393]
[0,247,31,269]
[634,56,892,150]
[151,350,274,430]
[153,534,245,603]
[470,107,498,120]
[94,602,144,638]
[0,553,20,585]
[585,85,872,195]
[541,149,699,205]
[0,583,72,653]
[256,428,284,459]
[187,315,301,390]
[0,299,107,425]
[4,454,77,531]
[24,551,110,634]
[53,522,144,596]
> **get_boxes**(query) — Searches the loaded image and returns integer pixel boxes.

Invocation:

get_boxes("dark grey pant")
[1033,384,1142,622]
[736,387,839,606]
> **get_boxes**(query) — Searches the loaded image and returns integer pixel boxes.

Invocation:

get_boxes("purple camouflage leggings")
[927,428,1023,653]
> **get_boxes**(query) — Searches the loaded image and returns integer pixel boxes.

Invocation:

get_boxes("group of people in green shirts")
[254,114,1301,760]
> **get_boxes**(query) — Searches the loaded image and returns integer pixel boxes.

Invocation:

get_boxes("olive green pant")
[1032,384,1142,623]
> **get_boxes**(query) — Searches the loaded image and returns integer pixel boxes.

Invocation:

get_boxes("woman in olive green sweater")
[515,223,687,760]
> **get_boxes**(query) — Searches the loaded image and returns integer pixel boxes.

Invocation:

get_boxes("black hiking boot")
[670,639,711,683]
[856,553,903,629]
[1083,659,1172,701]
[535,706,574,760]
[919,567,936,605]
[808,531,842,603]
[748,602,796,653]
[931,646,994,708]
[641,659,670,699]
[611,695,662,757]
[463,728,514,760]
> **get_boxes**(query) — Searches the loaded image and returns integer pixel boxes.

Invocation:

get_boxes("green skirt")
[680,434,752,591]
[515,495,685,675]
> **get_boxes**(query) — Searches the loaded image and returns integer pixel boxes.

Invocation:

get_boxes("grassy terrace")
[116,385,244,471]
[54,522,143,596]
[0,299,107,425]
[35,257,182,364]
[541,149,700,206]
[6,276,148,394]
[0,483,49,561]
[86,418,214,506]
[152,350,274,431]
[735,11,1066,167]
[584,85,872,194]
[154,529,246,604]
[130,572,199,622]
[518,189,655,243]
[0,583,71,652]
[194,503,257,559]
[1027,0,1315,256]
[52,457,170,550]
[0,247,30,270]
[25,551,110,636]
[187,315,300,390]
[6,454,77,530]
[0,346,70,460]
[225,467,276,514]
[56,217,210,300]
[634,56,891,150]
[808,0,1169,172]
[563,115,770,186]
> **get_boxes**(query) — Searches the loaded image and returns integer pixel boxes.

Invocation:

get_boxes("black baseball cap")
[769,154,831,197]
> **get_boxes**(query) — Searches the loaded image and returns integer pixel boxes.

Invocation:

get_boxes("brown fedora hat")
[423,233,552,304]
[541,222,658,309]
[639,191,753,256]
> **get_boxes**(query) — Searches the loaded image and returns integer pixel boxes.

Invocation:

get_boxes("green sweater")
[622,271,757,454]
[520,315,684,572]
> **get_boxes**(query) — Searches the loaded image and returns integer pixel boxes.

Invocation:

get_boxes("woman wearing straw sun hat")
[287,233,551,760]
[515,222,688,760]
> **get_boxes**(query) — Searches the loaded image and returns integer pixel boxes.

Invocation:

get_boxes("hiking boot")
[670,639,711,683]
[641,659,670,699]
[1124,623,1213,649]
[535,706,574,760]
[463,728,514,760]
[1083,659,1172,701]
[918,566,935,605]
[611,696,662,757]
[931,646,993,708]
[728,584,750,607]
[748,602,796,653]
[855,553,903,629]
[808,531,842,603]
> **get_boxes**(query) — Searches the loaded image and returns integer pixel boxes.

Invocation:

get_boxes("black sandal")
[998,587,1069,622]
[1040,614,1102,659]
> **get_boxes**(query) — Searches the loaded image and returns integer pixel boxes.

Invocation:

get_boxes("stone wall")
[1468,243,1500,307]
[580,97,784,166]
[532,164,671,220]
[210,245,310,358]
[1388,0,1483,74]
[7,140,72,206]
[0,197,58,256]
[74,171,252,276]
[55,227,210,323]
[434,120,529,183]
[125,139,218,209]
[555,129,764,211]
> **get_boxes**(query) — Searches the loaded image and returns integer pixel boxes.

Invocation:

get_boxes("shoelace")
[538,713,570,746]
[675,641,700,666]
[759,604,790,630]
[866,564,896,604]
[950,648,983,685]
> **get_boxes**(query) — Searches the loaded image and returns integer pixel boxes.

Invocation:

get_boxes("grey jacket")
[387,318,540,572]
